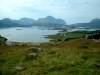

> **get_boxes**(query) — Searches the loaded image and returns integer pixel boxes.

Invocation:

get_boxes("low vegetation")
[47,30,100,42]
[0,37,100,75]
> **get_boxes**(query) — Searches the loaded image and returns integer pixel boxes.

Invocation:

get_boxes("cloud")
[0,0,100,24]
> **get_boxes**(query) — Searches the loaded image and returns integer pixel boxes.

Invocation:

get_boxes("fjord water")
[0,26,58,42]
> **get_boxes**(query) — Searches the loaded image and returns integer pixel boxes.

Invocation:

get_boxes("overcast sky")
[0,0,100,24]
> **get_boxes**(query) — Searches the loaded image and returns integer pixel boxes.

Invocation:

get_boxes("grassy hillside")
[0,38,5,41]
[46,30,100,42]
[0,38,100,75]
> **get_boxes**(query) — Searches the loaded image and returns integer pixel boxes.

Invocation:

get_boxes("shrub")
[48,50,56,55]
[58,39,61,41]
[0,70,2,75]
[80,55,88,60]
[79,45,89,49]
[90,62,100,68]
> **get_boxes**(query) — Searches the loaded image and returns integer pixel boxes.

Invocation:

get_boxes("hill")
[89,18,100,27]
[0,20,21,27]
[71,18,100,28]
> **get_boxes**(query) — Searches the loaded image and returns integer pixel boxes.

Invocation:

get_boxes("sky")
[0,0,100,24]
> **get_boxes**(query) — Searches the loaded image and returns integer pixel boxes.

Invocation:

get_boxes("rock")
[27,47,43,52]
[36,48,43,52]
[13,66,27,71]
[6,41,12,46]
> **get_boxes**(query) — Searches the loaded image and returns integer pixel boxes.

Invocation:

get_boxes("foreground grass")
[0,39,100,75]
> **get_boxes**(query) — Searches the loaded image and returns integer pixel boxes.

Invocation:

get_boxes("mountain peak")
[36,16,66,25]
[46,16,55,19]
[3,18,11,20]
[90,18,100,23]
[19,18,35,25]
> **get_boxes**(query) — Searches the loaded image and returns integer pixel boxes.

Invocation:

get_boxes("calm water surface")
[0,26,59,42]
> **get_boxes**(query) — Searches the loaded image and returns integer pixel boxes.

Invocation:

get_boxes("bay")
[0,26,59,42]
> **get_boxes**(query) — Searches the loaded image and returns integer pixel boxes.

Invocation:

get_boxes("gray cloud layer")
[0,0,100,24]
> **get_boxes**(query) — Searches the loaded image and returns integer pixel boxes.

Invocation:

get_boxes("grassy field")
[46,30,100,42]
[0,38,100,75]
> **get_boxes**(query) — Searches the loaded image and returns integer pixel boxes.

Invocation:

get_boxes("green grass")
[0,38,5,41]
[0,38,100,75]
[46,31,95,42]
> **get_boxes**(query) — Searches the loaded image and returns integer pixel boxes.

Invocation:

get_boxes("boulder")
[13,66,27,71]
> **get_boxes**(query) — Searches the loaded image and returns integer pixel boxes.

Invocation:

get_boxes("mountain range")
[0,16,100,28]
[0,16,67,27]
[2,17,35,25]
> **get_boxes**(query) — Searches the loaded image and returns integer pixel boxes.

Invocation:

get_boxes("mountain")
[3,18,35,25]
[1,17,100,28]
[89,18,100,26]
[0,20,21,27]
[36,16,67,25]
[2,16,66,26]
[71,18,100,28]
[19,18,35,25]
[0,16,67,27]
